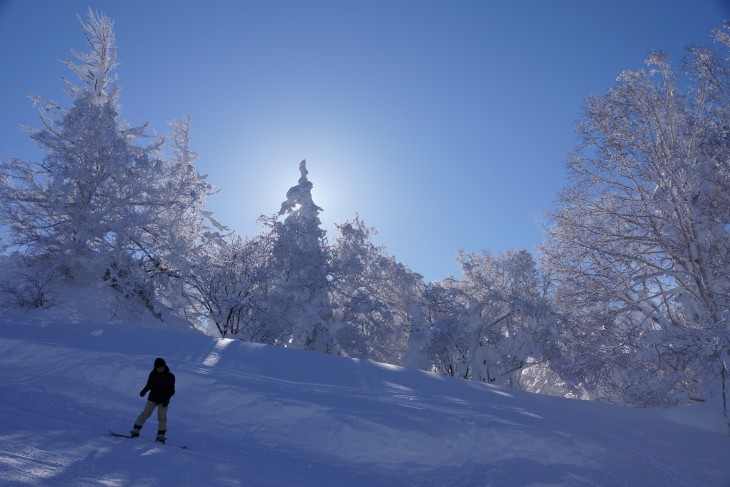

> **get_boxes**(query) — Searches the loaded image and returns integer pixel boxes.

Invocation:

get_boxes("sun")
[219,118,376,238]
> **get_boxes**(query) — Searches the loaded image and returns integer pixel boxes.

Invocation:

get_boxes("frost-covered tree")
[420,250,560,391]
[328,215,423,363]
[184,233,275,340]
[0,10,164,301]
[265,160,332,351]
[419,277,473,378]
[542,25,730,415]
[149,117,223,313]
[0,10,219,316]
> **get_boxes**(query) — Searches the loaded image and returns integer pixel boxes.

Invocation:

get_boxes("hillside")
[0,302,729,486]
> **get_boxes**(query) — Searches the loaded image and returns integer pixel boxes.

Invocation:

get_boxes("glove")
[139,390,146,397]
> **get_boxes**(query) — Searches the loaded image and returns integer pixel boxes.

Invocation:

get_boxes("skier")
[131,357,176,442]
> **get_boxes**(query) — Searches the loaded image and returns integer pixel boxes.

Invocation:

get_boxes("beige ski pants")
[135,401,168,431]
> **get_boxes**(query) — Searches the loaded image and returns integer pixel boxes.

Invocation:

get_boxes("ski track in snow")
[0,317,729,486]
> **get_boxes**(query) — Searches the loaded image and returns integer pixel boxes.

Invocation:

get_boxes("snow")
[1,298,729,486]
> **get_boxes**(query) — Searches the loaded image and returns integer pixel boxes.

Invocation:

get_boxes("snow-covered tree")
[0,10,162,301]
[419,277,474,378]
[0,10,220,318]
[328,215,423,363]
[184,233,275,339]
[420,250,559,391]
[542,26,730,415]
[148,117,223,313]
[265,160,332,351]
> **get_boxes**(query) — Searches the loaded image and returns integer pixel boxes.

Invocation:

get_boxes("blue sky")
[1,0,728,282]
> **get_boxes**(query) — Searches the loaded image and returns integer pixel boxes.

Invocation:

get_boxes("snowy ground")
[1,294,729,486]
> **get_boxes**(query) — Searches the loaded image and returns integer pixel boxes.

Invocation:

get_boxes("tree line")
[1,11,728,425]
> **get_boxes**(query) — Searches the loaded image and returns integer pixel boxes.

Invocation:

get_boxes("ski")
[108,430,188,449]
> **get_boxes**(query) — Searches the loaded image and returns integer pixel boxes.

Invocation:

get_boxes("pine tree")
[268,160,332,351]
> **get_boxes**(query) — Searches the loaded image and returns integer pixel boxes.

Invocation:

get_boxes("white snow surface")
[1,293,729,486]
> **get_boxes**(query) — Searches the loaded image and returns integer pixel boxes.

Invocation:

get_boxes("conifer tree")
[268,160,332,351]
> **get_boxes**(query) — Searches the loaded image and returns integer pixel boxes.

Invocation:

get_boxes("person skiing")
[131,357,176,442]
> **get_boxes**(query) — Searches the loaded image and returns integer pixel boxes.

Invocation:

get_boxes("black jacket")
[141,366,176,405]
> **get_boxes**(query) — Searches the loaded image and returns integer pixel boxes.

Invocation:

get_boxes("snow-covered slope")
[0,312,729,486]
